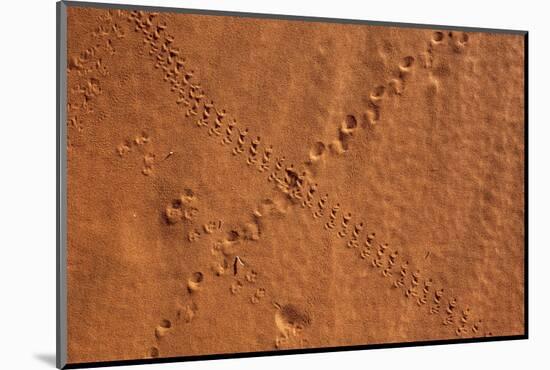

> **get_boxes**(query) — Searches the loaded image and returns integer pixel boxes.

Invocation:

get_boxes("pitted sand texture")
[65,5,525,365]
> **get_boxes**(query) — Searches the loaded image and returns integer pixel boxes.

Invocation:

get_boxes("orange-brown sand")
[65,6,525,364]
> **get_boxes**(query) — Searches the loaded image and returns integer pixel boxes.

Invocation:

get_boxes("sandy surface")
[65,6,525,364]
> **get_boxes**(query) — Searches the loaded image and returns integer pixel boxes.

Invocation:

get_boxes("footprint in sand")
[360,244,372,260]
[393,261,409,289]
[154,319,172,339]
[221,118,236,146]
[308,141,326,163]
[364,100,381,126]
[133,131,150,146]
[471,319,483,335]
[340,115,358,136]
[372,243,388,268]
[187,272,204,293]
[176,302,198,323]
[389,77,405,95]
[187,228,201,242]
[245,270,258,283]
[116,141,132,157]
[116,131,150,157]
[448,31,470,53]
[164,190,198,224]
[210,238,225,255]
[273,303,311,348]
[328,114,360,155]
[231,128,248,155]
[253,198,281,218]
[165,199,184,224]
[432,31,445,43]
[346,221,364,248]
[397,56,415,83]
[141,153,155,176]
[337,212,352,238]
[203,220,222,234]
[301,182,318,209]
[459,33,469,45]
[242,220,261,241]
[211,257,230,276]
[443,297,458,326]
[328,137,346,155]
[180,188,196,203]
[148,346,159,358]
[454,307,472,336]
[197,100,214,128]
[258,145,273,172]
[213,230,242,257]
[312,193,329,219]
[416,278,432,306]
[400,55,415,70]
[250,288,266,304]
[369,85,386,106]
[230,279,243,295]
[225,229,241,243]
[246,136,261,166]
[183,207,199,221]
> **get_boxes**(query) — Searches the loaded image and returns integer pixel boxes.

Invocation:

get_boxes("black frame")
[56,1,528,368]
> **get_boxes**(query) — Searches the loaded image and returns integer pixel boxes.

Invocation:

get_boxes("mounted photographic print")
[56,1,527,368]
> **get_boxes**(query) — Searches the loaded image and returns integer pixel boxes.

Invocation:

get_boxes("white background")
[0,0,547,369]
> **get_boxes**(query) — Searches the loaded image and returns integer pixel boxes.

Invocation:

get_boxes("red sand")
[65,6,525,364]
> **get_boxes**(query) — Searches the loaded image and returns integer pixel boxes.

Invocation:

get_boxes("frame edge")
[57,1,68,369]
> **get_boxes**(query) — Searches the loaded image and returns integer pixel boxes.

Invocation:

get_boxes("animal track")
[203,220,222,234]
[313,194,328,219]
[148,346,159,358]
[424,30,470,68]
[115,131,156,175]
[274,303,311,349]
[141,152,155,176]
[314,51,420,158]
[370,85,386,103]
[308,141,327,166]
[68,10,130,151]
[432,31,444,43]
[154,319,172,339]
[400,55,415,69]
[123,9,486,346]
[230,279,243,295]
[242,220,261,241]
[246,136,261,166]
[250,287,266,304]
[211,257,230,276]
[253,198,287,218]
[164,190,198,225]
[175,302,198,323]
[187,272,204,293]
[116,140,132,157]
[245,270,258,283]
[258,145,274,172]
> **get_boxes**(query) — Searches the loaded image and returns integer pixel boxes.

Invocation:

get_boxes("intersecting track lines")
[70,8,491,359]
